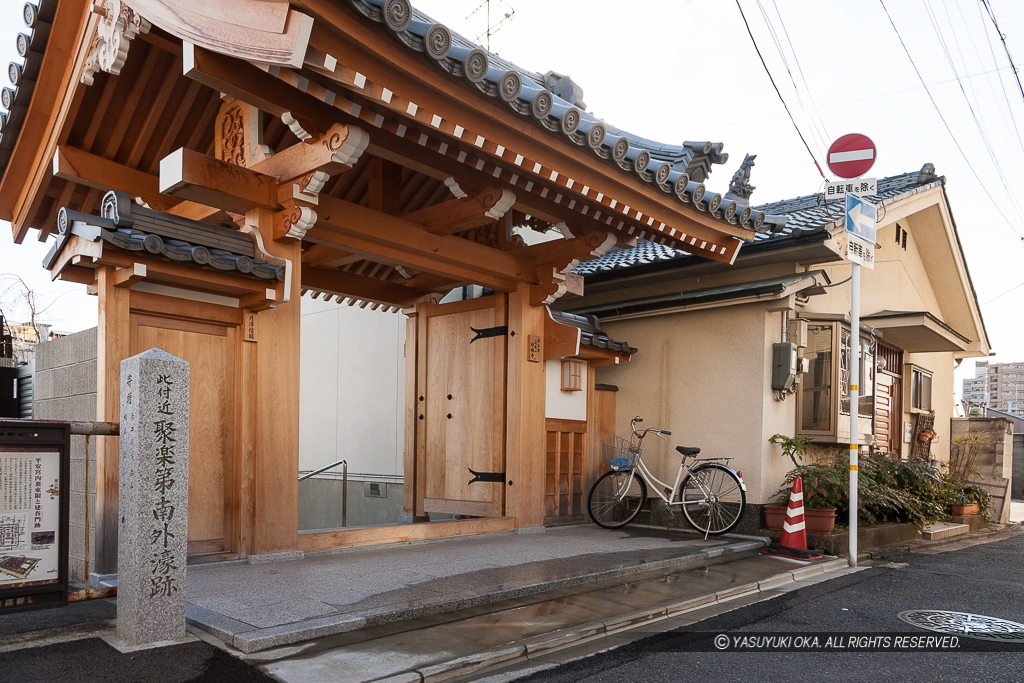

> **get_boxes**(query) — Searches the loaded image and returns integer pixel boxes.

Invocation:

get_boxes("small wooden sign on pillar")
[117,348,190,645]
[245,312,258,342]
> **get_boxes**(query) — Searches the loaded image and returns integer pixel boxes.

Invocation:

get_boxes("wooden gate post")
[504,284,547,528]
[95,266,130,574]
[244,207,301,556]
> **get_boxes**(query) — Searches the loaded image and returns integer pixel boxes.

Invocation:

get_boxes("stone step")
[922,523,970,541]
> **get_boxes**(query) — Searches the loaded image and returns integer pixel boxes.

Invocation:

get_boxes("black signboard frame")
[0,420,70,613]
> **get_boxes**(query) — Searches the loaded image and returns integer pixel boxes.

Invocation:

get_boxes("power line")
[975,0,1024,159]
[980,0,1024,107]
[733,0,826,179]
[982,279,1024,306]
[879,0,1024,241]
[923,0,1024,225]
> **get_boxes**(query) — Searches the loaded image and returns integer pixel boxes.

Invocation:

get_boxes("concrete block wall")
[34,327,98,582]
[298,478,405,530]
[951,417,1014,523]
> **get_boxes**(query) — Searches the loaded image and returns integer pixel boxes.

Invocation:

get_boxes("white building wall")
[299,295,407,477]
[544,359,587,421]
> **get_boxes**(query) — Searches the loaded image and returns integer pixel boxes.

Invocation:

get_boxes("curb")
[860,521,1024,562]
[377,556,851,682]
[197,538,768,653]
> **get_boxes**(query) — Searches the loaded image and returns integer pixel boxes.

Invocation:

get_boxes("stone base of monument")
[101,631,199,653]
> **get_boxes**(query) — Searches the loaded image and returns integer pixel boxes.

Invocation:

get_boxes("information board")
[0,422,69,613]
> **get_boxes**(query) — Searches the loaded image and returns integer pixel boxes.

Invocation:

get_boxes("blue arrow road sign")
[846,193,877,242]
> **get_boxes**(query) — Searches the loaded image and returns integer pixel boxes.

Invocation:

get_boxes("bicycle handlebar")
[631,416,670,438]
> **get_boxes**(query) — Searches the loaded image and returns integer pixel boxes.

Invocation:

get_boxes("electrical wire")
[734,0,827,179]
[976,0,1024,159]
[753,0,831,158]
[923,0,1024,224]
[981,279,1024,306]
[980,0,1024,107]
[880,0,1024,241]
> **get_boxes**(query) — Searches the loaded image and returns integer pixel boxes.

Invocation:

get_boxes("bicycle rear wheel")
[588,470,647,529]
[678,463,745,535]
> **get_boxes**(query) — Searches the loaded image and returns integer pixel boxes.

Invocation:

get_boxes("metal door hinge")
[468,468,506,484]
[470,326,508,343]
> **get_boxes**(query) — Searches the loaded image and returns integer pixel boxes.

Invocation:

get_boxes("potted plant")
[951,483,989,517]
[766,435,838,533]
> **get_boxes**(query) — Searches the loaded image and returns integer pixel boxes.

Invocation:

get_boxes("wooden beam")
[113,263,147,288]
[53,146,167,207]
[312,195,536,290]
[182,42,336,136]
[366,156,403,215]
[255,122,369,182]
[159,147,279,213]
[513,231,619,267]
[402,187,515,236]
[302,267,425,307]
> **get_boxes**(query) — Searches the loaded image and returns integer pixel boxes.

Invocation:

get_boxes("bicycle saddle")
[676,446,701,456]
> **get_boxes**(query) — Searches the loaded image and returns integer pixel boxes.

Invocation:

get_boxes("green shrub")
[774,452,959,526]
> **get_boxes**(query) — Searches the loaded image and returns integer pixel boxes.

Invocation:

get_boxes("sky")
[2,0,1024,400]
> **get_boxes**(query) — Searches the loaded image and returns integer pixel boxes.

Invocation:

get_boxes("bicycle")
[587,416,747,536]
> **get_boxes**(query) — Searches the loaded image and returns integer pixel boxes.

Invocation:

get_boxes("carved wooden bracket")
[216,100,273,167]
[82,0,151,86]
[528,231,617,306]
[275,203,317,241]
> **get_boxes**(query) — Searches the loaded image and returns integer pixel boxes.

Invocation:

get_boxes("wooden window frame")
[561,359,582,392]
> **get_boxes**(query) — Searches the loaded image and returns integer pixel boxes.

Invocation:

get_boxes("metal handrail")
[298,458,347,481]
[299,459,348,528]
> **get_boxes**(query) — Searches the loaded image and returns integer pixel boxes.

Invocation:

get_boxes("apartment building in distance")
[963,360,1024,417]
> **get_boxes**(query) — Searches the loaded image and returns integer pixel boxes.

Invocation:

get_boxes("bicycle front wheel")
[678,464,745,535]
[588,470,647,529]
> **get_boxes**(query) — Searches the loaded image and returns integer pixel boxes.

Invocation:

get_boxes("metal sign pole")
[849,261,860,567]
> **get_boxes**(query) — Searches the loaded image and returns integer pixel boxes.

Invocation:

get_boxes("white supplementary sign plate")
[824,178,876,201]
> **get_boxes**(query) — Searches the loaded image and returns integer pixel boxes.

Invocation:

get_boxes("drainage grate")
[898,610,1024,642]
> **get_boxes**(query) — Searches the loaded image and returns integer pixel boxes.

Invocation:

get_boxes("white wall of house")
[299,295,407,477]
[544,359,588,421]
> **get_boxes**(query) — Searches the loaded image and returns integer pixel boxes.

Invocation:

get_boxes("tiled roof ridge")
[346,0,767,231]
[573,165,945,276]
[0,1,55,178]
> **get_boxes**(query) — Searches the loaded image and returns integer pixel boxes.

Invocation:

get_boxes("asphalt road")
[519,530,1024,683]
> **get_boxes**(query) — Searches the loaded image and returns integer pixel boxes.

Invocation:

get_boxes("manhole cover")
[898,610,1024,642]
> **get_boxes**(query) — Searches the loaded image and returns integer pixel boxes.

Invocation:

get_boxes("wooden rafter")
[302,266,423,308]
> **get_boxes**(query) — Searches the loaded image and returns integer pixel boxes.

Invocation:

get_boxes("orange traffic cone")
[763,476,823,560]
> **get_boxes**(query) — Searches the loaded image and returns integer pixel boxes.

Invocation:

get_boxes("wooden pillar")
[402,311,420,518]
[504,284,547,528]
[245,207,301,555]
[95,266,130,574]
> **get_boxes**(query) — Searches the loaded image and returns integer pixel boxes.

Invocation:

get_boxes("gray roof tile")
[575,166,945,276]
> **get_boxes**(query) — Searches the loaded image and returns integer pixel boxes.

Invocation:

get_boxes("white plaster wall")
[596,303,774,503]
[299,295,406,476]
[545,359,587,421]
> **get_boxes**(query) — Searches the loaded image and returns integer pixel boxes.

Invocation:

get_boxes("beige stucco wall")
[299,295,407,476]
[802,208,961,461]
[596,301,792,504]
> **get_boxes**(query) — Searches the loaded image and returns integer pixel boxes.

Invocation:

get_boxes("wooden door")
[421,297,506,517]
[130,314,238,556]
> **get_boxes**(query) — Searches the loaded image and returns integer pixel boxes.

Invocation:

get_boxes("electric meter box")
[772,342,799,391]
[788,319,808,349]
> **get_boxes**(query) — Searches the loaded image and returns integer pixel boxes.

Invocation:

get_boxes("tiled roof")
[348,0,763,230]
[574,166,946,276]
[0,1,54,177]
[44,191,285,281]
[549,310,637,355]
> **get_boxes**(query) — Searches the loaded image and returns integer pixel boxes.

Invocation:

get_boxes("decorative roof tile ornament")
[725,154,757,202]
[81,0,151,86]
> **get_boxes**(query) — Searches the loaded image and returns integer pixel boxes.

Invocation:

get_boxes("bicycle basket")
[603,435,638,470]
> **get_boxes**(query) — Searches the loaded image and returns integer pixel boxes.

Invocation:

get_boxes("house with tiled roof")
[554,164,990,531]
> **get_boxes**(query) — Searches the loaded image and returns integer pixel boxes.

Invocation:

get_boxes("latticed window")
[561,359,582,392]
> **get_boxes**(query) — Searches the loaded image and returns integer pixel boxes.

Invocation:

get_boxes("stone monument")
[116,348,189,645]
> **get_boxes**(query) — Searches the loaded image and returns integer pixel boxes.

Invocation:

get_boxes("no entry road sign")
[828,134,876,179]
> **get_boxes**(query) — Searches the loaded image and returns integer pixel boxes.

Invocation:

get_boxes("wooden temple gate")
[0,0,760,569]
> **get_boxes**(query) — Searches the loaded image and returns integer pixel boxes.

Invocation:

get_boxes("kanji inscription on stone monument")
[117,348,189,645]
